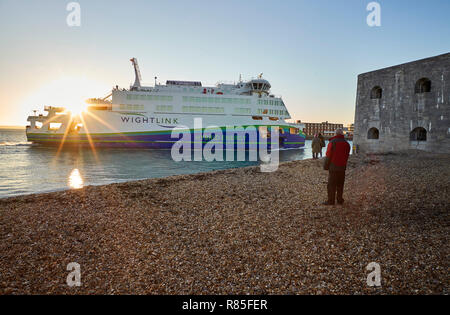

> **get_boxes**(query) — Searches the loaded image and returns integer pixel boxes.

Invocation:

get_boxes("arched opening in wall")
[415,78,431,94]
[410,127,427,141]
[370,86,382,99]
[367,128,379,140]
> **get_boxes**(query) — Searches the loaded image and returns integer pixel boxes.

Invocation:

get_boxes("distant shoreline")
[0,126,25,130]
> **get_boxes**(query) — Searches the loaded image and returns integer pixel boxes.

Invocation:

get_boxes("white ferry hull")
[26,110,306,149]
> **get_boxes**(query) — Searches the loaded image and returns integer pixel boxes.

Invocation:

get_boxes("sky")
[0,0,449,126]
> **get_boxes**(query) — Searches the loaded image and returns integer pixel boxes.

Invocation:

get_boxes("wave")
[0,141,35,147]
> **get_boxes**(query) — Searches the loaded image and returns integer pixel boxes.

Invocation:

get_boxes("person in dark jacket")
[318,133,325,157]
[311,134,321,159]
[323,129,350,205]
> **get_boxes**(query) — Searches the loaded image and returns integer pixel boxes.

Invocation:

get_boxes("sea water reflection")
[68,168,84,189]
[0,130,351,198]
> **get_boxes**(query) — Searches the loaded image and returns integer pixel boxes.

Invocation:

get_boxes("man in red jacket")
[323,129,351,205]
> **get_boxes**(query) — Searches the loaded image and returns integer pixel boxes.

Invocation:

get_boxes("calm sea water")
[0,129,352,198]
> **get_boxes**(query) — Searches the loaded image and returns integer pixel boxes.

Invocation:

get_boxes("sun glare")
[21,76,110,116]
[68,168,84,189]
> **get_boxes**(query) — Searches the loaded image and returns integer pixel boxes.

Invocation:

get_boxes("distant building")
[343,123,354,136]
[303,121,344,136]
[354,53,450,154]
[348,123,354,134]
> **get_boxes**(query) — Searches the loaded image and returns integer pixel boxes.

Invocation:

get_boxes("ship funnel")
[130,58,142,89]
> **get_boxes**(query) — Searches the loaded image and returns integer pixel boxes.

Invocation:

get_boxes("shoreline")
[1,150,449,294]
[0,145,312,199]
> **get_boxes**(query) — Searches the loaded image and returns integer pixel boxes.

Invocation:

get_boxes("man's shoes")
[337,200,345,205]
[322,201,335,206]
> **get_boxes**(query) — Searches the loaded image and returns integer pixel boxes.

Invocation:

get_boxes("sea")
[0,128,352,198]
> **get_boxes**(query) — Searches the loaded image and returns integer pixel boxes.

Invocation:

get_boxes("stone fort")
[354,53,450,154]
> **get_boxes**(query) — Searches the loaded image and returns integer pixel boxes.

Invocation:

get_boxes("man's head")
[335,128,344,136]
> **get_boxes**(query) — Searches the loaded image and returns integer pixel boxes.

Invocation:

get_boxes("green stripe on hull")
[28,138,306,145]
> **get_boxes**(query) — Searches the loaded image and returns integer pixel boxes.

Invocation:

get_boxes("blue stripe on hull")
[27,132,306,149]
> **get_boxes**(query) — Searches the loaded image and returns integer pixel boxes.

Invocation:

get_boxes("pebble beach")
[0,150,448,295]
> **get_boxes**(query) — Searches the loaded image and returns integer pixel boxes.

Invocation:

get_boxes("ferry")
[26,59,306,149]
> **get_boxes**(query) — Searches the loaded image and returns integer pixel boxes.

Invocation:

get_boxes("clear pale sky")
[1,0,449,126]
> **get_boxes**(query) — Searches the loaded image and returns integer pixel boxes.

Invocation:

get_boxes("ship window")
[410,127,427,141]
[182,106,224,113]
[211,107,224,113]
[49,123,62,130]
[415,78,431,94]
[367,127,379,139]
[234,108,251,114]
[252,116,263,120]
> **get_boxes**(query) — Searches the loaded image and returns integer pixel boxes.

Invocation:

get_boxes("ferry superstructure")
[26,58,305,149]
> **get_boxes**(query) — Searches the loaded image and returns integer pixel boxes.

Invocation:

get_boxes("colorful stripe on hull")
[27,130,306,149]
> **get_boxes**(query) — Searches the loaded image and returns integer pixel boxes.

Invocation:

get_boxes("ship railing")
[44,106,66,112]
[266,94,283,99]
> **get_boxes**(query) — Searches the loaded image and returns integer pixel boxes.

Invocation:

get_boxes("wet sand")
[0,150,449,294]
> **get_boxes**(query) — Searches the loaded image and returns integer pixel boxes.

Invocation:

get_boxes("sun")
[21,76,110,116]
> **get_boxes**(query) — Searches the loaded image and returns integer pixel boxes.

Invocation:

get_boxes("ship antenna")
[130,58,142,89]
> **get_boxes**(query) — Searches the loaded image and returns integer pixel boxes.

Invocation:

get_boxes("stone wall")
[354,53,450,154]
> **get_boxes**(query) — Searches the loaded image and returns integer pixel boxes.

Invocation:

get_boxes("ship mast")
[130,58,142,90]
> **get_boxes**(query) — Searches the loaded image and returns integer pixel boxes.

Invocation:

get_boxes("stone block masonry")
[354,53,450,154]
